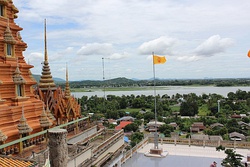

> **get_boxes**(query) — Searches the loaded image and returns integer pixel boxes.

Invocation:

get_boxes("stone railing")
[121,137,148,164]
[149,137,250,149]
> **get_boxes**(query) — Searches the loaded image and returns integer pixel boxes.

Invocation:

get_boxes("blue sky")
[13,0,250,81]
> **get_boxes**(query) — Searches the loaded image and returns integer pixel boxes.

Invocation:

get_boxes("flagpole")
[152,52,158,149]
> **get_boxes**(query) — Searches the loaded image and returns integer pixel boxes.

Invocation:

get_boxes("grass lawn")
[170,105,180,112]
[198,104,210,116]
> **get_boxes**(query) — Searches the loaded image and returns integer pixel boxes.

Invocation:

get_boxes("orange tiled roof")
[115,121,132,130]
[0,156,36,167]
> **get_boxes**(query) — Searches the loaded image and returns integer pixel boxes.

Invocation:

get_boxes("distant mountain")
[32,74,65,83]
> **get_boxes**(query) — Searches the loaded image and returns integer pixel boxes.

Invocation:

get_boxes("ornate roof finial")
[38,19,56,90]
[17,105,33,134]
[44,19,48,62]
[0,130,7,142]
[13,57,26,84]
[46,100,56,121]
[39,104,52,128]
[65,63,71,98]
[4,19,16,44]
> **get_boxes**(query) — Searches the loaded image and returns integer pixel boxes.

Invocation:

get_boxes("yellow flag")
[153,55,166,64]
[248,50,250,58]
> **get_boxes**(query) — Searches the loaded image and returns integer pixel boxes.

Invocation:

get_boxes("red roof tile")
[115,121,132,130]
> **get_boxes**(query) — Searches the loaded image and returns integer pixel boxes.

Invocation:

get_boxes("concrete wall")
[93,137,124,166]
[67,126,98,145]
[67,148,92,167]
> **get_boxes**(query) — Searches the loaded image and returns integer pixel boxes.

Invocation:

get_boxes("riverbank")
[71,85,250,98]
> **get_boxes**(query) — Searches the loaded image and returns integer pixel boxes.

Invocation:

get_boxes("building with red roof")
[115,121,132,130]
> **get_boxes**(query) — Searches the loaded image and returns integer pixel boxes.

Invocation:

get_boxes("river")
[71,86,250,98]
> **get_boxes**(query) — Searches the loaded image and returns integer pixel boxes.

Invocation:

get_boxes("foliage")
[130,132,144,147]
[221,149,244,167]
[179,94,198,116]
[124,123,139,132]
[158,124,174,137]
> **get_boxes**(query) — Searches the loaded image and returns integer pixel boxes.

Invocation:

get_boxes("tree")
[124,123,139,132]
[222,149,244,167]
[130,132,144,147]
[179,98,198,116]
[158,124,174,137]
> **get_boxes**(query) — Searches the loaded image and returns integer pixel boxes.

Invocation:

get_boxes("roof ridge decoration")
[40,105,52,128]
[13,58,26,84]
[46,100,56,121]
[0,130,7,142]
[4,19,16,44]
[17,106,33,134]
[38,19,56,90]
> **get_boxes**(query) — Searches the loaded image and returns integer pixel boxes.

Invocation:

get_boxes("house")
[146,121,165,132]
[169,122,178,130]
[210,123,224,129]
[190,122,206,133]
[117,116,135,122]
[238,121,250,130]
[108,119,117,125]
[229,132,246,141]
[115,121,132,130]
[231,113,241,119]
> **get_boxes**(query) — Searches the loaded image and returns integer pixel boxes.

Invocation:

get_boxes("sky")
[12,0,250,81]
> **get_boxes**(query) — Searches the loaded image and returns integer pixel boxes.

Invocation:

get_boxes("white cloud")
[13,0,250,80]
[194,35,234,57]
[108,52,129,60]
[24,52,43,63]
[138,36,179,55]
[176,55,202,62]
[77,43,113,56]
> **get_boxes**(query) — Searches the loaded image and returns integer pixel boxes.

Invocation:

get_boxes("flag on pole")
[153,55,166,64]
[248,50,250,58]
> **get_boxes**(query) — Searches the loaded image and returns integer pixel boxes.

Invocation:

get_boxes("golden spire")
[38,19,56,90]
[65,63,71,98]
[44,19,48,62]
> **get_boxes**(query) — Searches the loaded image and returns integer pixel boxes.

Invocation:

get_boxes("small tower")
[17,106,33,152]
[39,105,52,129]
[38,19,56,91]
[64,63,71,99]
